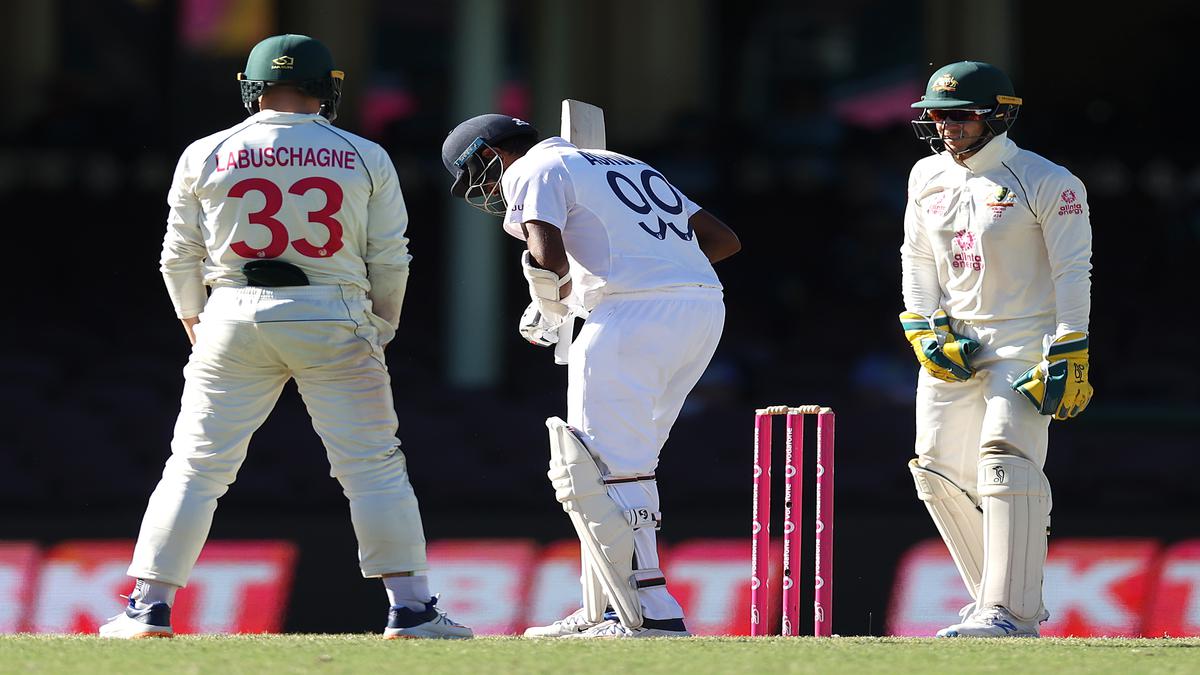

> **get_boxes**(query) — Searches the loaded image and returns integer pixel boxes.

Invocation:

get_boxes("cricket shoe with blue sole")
[384,595,473,639]
[99,599,174,639]
[564,615,691,638]
[937,605,1050,638]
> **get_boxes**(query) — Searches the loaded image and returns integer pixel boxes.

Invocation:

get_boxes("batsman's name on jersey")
[215,146,357,173]
[577,151,644,167]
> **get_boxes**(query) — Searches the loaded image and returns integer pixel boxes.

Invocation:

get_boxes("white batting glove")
[518,300,568,347]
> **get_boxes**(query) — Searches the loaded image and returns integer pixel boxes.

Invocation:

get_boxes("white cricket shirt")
[501,137,721,311]
[161,111,410,318]
[900,133,1092,335]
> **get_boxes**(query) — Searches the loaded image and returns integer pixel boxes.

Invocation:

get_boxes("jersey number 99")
[606,169,693,242]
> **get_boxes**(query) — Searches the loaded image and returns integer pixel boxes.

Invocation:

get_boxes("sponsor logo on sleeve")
[925,192,948,216]
[1058,189,1083,215]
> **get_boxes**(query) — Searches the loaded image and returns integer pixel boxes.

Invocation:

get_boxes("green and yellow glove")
[1013,331,1093,420]
[899,309,981,383]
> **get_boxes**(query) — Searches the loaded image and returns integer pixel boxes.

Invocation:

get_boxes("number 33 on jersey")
[161,109,410,316]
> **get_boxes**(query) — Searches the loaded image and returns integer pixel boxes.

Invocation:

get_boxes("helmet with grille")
[237,34,344,121]
[911,61,1022,155]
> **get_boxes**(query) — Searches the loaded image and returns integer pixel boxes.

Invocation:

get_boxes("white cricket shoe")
[563,617,692,639]
[383,595,473,639]
[523,607,602,637]
[99,599,174,639]
[936,605,1050,638]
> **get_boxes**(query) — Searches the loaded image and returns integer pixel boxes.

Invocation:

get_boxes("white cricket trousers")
[566,288,725,620]
[912,314,1055,617]
[567,288,725,475]
[128,285,427,587]
[913,315,1054,489]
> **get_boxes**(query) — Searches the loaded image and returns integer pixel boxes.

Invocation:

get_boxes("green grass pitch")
[4,635,1198,675]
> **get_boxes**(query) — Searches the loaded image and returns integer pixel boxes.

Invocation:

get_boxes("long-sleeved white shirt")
[160,110,410,326]
[900,133,1092,335]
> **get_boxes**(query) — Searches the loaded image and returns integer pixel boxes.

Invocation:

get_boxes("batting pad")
[978,454,1052,620]
[910,459,984,601]
[546,417,643,628]
[580,543,607,623]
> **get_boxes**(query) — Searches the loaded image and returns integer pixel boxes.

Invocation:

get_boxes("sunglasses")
[926,109,990,123]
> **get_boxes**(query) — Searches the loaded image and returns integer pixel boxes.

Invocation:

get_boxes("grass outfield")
[3,636,1199,675]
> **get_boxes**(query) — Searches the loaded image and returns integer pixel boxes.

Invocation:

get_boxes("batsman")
[900,61,1094,637]
[441,103,740,637]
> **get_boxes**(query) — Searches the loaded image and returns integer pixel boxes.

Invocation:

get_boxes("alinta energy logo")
[271,56,295,70]
[951,229,982,271]
[1058,188,1083,216]
[926,192,948,216]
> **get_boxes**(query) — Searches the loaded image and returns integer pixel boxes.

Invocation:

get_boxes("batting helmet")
[237,34,344,121]
[911,61,1022,153]
[442,114,539,197]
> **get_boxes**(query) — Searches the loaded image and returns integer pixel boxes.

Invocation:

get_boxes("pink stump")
[750,412,772,636]
[814,411,836,637]
[781,411,803,636]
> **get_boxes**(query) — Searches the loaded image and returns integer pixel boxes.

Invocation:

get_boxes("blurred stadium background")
[1,0,1196,637]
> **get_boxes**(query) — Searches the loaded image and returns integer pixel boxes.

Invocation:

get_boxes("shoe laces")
[430,609,463,627]
[426,595,464,626]
[556,608,596,627]
[583,619,630,636]
[972,606,1013,625]
[956,602,976,622]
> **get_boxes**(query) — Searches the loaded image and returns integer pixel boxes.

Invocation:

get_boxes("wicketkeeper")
[900,61,1094,637]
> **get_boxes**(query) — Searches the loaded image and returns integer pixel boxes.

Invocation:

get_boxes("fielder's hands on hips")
[899,309,981,382]
[1013,331,1093,420]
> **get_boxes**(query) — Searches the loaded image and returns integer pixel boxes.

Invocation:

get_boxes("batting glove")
[899,309,981,383]
[1013,331,1093,420]
[518,300,565,347]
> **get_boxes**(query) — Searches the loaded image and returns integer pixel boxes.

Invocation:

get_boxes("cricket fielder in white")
[441,114,741,637]
[100,34,471,639]
[900,61,1093,637]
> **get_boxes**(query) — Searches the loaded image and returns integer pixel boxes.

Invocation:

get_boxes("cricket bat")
[553,99,606,365]
[561,99,606,150]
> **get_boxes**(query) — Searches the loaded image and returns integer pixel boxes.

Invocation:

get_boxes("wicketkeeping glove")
[1012,331,1093,420]
[899,309,981,383]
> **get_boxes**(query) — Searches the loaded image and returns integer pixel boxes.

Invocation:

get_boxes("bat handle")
[554,316,574,365]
